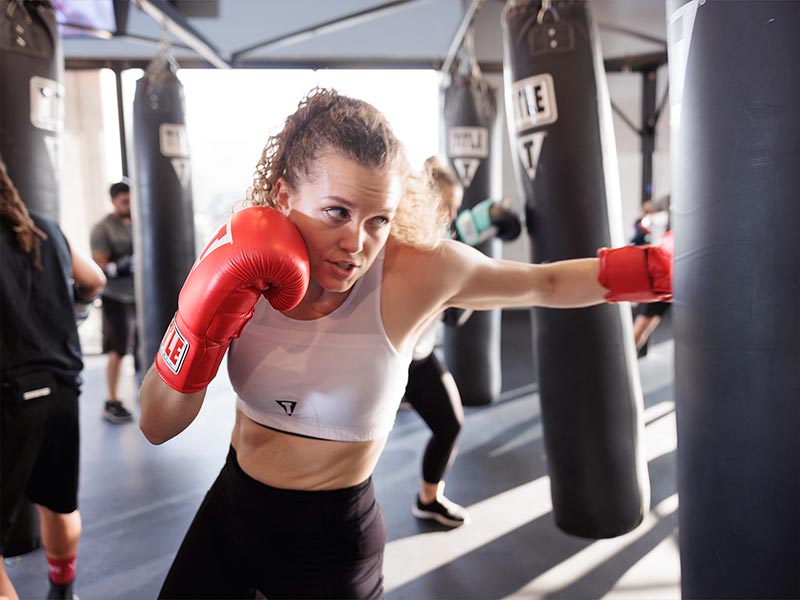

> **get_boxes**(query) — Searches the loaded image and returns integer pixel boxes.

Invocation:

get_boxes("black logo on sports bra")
[276,400,297,416]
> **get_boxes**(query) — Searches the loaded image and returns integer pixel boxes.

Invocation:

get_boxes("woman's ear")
[274,178,291,216]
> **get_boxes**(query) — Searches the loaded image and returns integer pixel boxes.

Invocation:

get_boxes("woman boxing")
[139,87,671,599]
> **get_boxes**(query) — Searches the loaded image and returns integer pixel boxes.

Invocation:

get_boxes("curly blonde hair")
[423,155,461,197]
[247,87,447,248]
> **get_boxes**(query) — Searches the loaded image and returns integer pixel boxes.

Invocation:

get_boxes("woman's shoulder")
[384,235,452,270]
[385,234,467,258]
[383,236,472,293]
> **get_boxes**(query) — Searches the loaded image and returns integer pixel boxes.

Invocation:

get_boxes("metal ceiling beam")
[604,51,668,73]
[59,22,114,40]
[440,0,483,75]
[231,0,434,63]
[116,32,193,51]
[134,0,230,68]
[65,57,506,74]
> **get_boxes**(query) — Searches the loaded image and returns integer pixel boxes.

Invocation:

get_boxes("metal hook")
[536,0,561,25]
[463,29,481,80]
[158,22,172,52]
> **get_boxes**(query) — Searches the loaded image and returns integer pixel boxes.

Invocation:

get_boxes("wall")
[61,70,123,255]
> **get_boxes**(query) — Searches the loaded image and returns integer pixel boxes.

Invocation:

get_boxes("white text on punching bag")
[512,74,558,132]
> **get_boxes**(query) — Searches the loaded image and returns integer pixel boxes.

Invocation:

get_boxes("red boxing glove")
[155,207,310,393]
[597,244,672,303]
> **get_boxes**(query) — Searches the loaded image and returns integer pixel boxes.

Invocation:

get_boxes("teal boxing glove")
[453,199,522,246]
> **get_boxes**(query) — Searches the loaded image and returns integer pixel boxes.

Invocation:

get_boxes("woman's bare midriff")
[230,409,389,491]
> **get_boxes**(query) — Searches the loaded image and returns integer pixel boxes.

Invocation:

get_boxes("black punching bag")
[0,0,63,220]
[667,1,800,597]
[133,54,196,374]
[442,64,503,407]
[502,0,649,538]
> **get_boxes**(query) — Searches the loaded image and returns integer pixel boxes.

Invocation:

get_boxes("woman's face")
[276,153,402,293]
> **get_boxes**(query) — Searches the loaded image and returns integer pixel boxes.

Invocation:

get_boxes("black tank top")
[1,213,83,388]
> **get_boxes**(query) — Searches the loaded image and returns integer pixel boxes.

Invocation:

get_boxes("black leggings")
[159,447,386,599]
[404,353,464,484]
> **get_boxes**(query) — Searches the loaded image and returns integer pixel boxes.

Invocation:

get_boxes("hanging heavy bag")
[132,51,196,375]
[502,0,649,538]
[442,55,503,407]
[0,0,63,220]
[667,0,800,596]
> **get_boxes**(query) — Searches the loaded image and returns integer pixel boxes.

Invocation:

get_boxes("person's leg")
[25,379,81,600]
[36,506,80,599]
[633,301,670,354]
[34,385,79,599]
[36,507,81,557]
[159,453,254,599]
[255,477,386,600]
[106,350,123,401]
[405,354,469,527]
[102,298,135,422]
[159,502,254,599]
[633,314,661,349]
[1,371,52,599]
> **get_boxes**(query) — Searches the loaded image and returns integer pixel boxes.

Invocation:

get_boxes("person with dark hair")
[90,179,136,423]
[138,87,672,598]
[1,161,106,600]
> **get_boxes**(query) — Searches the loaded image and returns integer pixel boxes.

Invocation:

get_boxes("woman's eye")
[370,216,390,228]
[324,207,349,221]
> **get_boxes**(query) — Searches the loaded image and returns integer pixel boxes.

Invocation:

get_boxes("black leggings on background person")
[405,353,464,485]
[159,447,386,599]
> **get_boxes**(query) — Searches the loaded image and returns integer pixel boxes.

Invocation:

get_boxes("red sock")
[47,554,77,585]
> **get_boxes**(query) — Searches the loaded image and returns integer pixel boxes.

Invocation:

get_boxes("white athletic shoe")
[412,494,470,527]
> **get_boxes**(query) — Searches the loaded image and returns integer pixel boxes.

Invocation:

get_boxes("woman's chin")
[315,273,355,294]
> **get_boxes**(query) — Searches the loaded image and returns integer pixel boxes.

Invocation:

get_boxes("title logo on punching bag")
[448,127,488,188]
[511,74,558,181]
[30,77,64,178]
[516,131,547,181]
[511,74,558,131]
[159,123,192,190]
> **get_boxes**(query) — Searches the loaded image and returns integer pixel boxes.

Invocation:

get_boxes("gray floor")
[5,309,679,599]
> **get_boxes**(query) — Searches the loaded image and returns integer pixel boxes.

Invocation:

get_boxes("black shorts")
[159,446,386,599]
[1,372,80,554]
[636,301,671,319]
[101,297,136,356]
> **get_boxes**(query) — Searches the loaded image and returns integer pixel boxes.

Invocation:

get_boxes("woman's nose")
[339,225,364,254]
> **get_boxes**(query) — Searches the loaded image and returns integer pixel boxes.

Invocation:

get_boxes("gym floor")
[6,309,679,599]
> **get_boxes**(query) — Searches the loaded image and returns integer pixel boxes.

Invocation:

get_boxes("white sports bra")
[227,250,412,442]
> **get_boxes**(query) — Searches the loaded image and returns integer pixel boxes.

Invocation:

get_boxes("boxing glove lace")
[597,244,672,303]
[155,207,310,393]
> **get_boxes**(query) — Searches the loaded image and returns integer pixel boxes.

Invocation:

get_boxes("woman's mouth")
[327,260,358,278]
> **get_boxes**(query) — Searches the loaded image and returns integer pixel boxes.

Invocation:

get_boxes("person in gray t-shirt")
[90,180,136,423]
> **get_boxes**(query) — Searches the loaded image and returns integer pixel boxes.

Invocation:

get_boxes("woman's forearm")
[139,365,207,444]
